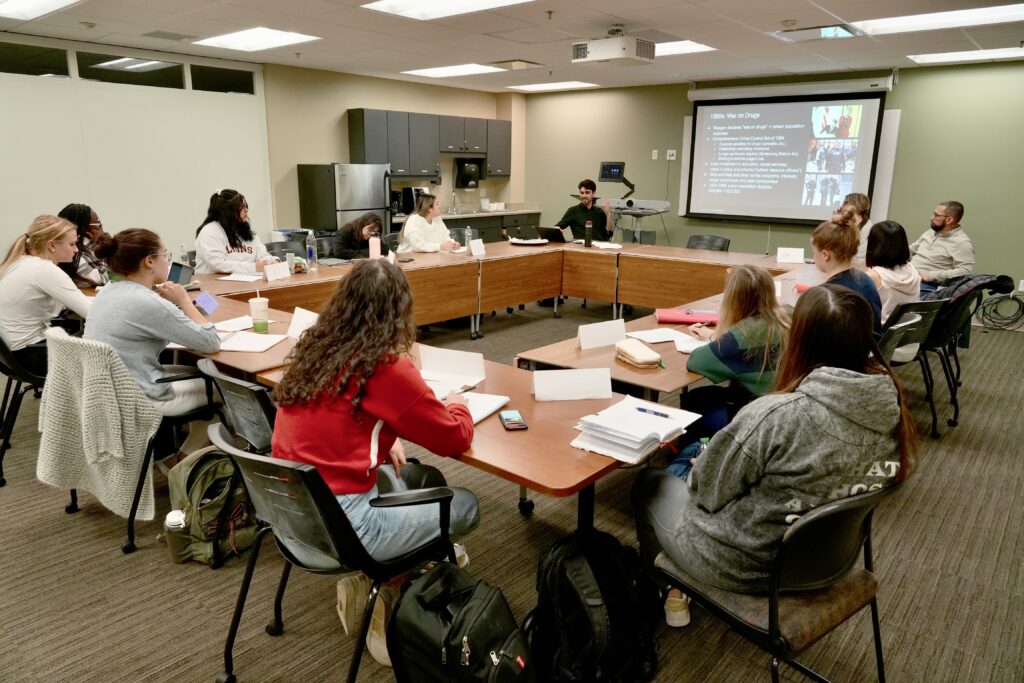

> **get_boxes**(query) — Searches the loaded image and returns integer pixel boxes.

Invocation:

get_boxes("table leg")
[577,484,595,532]
[517,485,534,516]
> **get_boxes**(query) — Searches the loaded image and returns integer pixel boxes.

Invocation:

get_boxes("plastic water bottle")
[305,231,318,272]
[178,243,191,266]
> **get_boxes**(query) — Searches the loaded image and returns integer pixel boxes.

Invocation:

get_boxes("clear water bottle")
[178,243,191,266]
[305,231,318,272]
[464,226,472,249]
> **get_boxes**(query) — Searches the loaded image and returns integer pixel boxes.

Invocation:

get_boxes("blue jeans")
[631,468,694,590]
[666,441,702,480]
[335,463,480,563]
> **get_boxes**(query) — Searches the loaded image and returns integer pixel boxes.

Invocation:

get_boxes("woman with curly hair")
[271,259,479,558]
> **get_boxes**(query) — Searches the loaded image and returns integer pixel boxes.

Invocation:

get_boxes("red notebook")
[794,283,813,294]
[655,308,720,325]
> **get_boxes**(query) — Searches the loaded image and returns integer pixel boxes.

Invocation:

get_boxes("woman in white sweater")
[194,189,277,274]
[397,193,460,253]
[0,215,92,375]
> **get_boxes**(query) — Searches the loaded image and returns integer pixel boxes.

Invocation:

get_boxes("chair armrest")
[369,487,454,508]
[155,370,203,384]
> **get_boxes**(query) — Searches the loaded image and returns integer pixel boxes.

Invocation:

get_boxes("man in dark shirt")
[555,179,613,240]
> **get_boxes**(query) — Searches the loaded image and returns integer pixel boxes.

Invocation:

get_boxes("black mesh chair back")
[265,240,305,260]
[207,423,457,683]
[925,290,982,350]
[383,232,400,251]
[0,336,47,486]
[687,234,731,251]
[316,236,334,258]
[197,359,275,453]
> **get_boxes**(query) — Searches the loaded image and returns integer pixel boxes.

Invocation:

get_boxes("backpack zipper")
[461,635,470,666]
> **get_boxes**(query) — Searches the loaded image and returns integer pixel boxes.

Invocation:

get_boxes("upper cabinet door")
[486,119,512,177]
[439,115,464,152]
[464,118,487,153]
[386,110,410,175]
[348,108,389,164]
[409,113,440,176]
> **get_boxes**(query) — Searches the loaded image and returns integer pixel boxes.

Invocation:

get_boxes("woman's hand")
[387,439,407,478]
[445,391,469,408]
[689,323,714,340]
[154,282,191,309]
[255,260,266,272]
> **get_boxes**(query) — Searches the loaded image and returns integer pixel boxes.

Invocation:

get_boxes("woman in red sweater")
[271,259,479,560]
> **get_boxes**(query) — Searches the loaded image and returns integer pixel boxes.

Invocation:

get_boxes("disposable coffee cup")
[164,510,191,564]
[369,236,381,260]
[249,296,269,334]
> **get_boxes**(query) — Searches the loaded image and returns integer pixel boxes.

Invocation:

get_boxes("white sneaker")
[366,584,398,668]
[665,593,691,628]
[454,543,470,568]
[336,571,371,636]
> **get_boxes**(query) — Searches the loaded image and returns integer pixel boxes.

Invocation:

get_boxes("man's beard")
[930,221,944,233]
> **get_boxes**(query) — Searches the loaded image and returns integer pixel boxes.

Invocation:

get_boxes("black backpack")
[389,561,534,683]
[525,531,660,682]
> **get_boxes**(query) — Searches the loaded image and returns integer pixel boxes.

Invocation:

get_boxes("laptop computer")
[535,226,574,243]
[168,262,199,290]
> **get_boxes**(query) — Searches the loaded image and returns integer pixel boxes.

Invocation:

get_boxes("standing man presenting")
[911,200,974,294]
[556,179,614,241]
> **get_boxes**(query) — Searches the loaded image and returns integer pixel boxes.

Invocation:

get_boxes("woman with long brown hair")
[271,259,479,663]
[334,212,389,260]
[634,284,916,627]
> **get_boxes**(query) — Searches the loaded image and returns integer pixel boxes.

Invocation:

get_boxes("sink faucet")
[449,191,457,214]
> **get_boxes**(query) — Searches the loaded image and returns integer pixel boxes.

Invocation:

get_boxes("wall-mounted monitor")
[599,161,625,182]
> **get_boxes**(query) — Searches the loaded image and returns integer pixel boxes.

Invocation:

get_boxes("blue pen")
[636,406,670,419]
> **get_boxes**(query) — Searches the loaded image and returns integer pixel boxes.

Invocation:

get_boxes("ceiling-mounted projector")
[571,36,655,65]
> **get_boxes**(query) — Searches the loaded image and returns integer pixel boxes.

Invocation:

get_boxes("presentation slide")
[686,93,885,224]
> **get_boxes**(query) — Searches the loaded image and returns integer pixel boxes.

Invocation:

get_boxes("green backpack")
[167,446,259,566]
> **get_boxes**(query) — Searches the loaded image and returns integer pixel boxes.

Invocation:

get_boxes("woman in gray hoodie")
[633,284,918,626]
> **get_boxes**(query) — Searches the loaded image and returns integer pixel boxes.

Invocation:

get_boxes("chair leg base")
[265,622,284,637]
[0,476,5,488]
[215,673,237,683]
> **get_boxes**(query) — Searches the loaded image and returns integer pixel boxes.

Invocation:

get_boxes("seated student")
[84,229,221,454]
[335,212,390,260]
[673,265,788,465]
[0,215,92,375]
[866,221,921,324]
[194,189,277,274]
[811,205,882,330]
[396,194,459,253]
[633,285,917,627]
[271,259,479,663]
[57,203,110,286]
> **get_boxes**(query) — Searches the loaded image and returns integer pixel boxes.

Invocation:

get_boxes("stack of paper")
[571,396,701,464]
[625,328,709,355]
[463,392,510,425]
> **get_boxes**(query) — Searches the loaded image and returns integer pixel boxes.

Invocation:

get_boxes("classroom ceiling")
[2,0,1023,91]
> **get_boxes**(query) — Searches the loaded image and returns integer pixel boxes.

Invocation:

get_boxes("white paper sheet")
[286,307,319,340]
[593,241,622,250]
[463,392,510,425]
[218,273,264,282]
[166,331,233,350]
[219,332,287,353]
[578,318,627,350]
[469,238,486,256]
[626,328,686,344]
[419,345,486,387]
[215,316,255,333]
[674,335,710,354]
[776,247,805,263]
[509,238,548,245]
[533,368,612,401]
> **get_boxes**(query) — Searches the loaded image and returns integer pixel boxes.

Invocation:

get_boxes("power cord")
[976,294,1024,330]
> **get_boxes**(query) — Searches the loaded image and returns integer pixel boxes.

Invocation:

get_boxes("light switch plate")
[1019,279,1024,292]
[651,149,658,160]
[666,149,677,160]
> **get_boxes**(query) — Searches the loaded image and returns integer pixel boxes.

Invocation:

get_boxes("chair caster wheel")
[553,312,561,319]
[470,332,478,340]
[0,476,6,487]
[518,499,534,516]
[266,622,284,636]
[122,542,137,554]
[65,503,79,514]
[519,304,525,310]
[947,419,958,427]
[930,431,940,439]
[215,672,237,683]
[506,307,514,314]
[210,559,223,570]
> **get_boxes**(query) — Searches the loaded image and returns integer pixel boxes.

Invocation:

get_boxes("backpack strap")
[558,551,610,674]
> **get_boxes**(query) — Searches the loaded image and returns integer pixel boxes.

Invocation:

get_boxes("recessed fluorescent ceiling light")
[0,0,80,21]
[403,63,505,78]
[362,0,534,21]
[908,46,1024,65]
[655,40,716,57]
[508,81,598,92]
[193,27,319,52]
[851,3,1024,36]
[94,57,175,72]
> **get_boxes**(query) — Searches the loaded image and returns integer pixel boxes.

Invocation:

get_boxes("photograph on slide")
[812,104,862,139]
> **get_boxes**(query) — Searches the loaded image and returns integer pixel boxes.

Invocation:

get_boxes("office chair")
[197,359,276,453]
[266,241,305,261]
[656,485,899,683]
[38,328,220,553]
[877,300,946,438]
[686,234,731,251]
[382,232,400,252]
[0,337,47,487]
[207,424,457,683]
[316,236,335,258]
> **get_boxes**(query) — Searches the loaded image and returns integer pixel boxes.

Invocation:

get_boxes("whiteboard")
[0,71,273,255]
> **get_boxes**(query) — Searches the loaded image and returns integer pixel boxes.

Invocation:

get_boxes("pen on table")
[442,385,477,401]
[636,406,670,418]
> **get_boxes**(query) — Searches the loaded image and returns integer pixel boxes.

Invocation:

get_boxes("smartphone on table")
[499,410,528,430]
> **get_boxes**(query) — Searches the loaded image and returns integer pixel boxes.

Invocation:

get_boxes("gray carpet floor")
[1,300,1021,682]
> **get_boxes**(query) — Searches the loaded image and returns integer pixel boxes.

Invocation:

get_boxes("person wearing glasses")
[335,212,390,260]
[85,229,221,453]
[910,200,975,294]
[194,189,277,274]
[57,203,110,287]
[0,215,93,375]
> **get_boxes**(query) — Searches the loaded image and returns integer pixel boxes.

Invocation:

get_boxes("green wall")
[525,63,1024,282]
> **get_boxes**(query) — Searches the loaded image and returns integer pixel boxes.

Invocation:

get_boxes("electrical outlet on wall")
[666,149,677,161]
[651,149,658,160]
[1019,279,1024,292]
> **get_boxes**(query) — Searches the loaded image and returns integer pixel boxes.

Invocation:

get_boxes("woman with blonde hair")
[396,193,459,253]
[0,215,92,374]
[811,205,882,329]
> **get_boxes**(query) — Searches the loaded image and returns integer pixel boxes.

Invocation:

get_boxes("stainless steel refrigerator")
[297,163,391,233]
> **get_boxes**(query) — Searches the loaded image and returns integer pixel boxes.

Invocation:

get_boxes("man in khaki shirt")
[910,200,974,294]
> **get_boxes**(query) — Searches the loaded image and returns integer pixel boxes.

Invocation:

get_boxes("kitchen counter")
[392,208,540,224]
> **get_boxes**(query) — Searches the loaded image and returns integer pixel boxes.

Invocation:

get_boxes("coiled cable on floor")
[976,294,1024,330]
